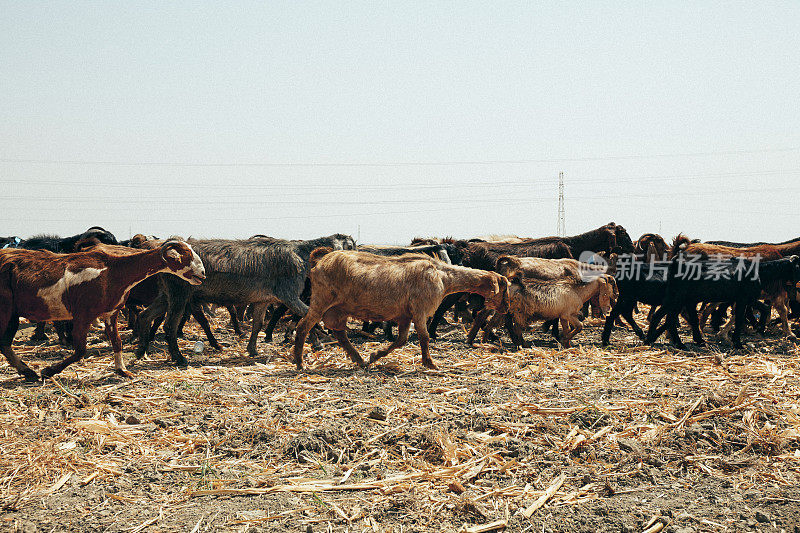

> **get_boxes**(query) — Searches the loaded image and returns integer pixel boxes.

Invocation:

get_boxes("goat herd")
[1,223,799,383]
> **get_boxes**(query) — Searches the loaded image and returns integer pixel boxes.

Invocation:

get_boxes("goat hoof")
[21,369,41,382]
[172,356,189,368]
[422,359,438,370]
[115,368,134,378]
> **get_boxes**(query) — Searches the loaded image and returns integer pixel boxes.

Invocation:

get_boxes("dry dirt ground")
[1,310,800,533]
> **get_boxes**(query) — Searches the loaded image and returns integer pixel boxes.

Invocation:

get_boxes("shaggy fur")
[134,234,355,365]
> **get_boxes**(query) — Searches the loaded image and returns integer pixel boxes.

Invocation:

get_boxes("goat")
[0,240,205,381]
[356,244,454,339]
[671,234,799,339]
[426,224,633,339]
[645,255,800,349]
[19,226,118,253]
[134,234,356,365]
[19,227,120,344]
[601,261,704,346]
[467,255,615,348]
[634,233,668,262]
[293,248,509,370]
[704,236,800,248]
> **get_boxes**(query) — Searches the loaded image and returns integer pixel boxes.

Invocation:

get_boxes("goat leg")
[292,309,324,370]
[41,322,89,379]
[428,293,462,339]
[246,303,269,357]
[27,322,48,344]
[0,314,39,382]
[685,305,705,346]
[644,305,670,344]
[665,312,687,350]
[368,319,410,366]
[191,302,223,351]
[227,305,243,336]
[503,313,527,348]
[416,319,437,370]
[163,303,189,367]
[263,304,288,343]
[134,293,168,359]
[467,308,492,346]
[332,330,367,367]
[103,312,132,377]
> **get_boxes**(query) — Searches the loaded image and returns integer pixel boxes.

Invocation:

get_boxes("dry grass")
[1,312,800,532]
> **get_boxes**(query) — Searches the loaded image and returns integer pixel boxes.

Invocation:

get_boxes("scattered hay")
[1,309,800,531]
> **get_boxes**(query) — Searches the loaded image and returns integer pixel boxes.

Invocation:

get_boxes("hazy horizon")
[2,2,798,244]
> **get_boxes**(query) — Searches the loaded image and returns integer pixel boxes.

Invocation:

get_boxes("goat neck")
[436,263,500,298]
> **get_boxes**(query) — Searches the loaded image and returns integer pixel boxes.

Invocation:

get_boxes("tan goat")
[292,248,510,370]
[468,255,616,348]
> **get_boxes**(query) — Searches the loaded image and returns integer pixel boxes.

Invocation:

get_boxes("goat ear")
[489,275,500,296]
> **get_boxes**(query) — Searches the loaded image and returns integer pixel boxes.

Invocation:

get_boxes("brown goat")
[468,255,616,348]
[293,248,510,370]
[0,240,205,381]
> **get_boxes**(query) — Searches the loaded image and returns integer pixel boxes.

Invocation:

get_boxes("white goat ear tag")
[165,249,181,261]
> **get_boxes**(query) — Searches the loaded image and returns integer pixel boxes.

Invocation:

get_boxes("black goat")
[645,256,800,349]
[134,234,356,365]
[19,226,118,253]
[601,262,703,346]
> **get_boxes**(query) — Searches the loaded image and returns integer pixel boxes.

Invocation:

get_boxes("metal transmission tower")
[557,171,565,237]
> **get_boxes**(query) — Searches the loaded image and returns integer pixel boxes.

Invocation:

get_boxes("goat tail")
[309,246,334,268]
[670,233,692,258]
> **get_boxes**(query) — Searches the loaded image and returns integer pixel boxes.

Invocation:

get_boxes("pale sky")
[1,1,798,244]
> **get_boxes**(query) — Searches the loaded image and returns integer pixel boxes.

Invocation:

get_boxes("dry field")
[1,311,800,532]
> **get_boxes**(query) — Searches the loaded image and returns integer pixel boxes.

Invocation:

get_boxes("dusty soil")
[1,311,800,532]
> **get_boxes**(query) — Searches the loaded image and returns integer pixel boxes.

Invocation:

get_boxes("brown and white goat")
[293,248,510,370]
[0,240,205,381]
[468,255,616,348]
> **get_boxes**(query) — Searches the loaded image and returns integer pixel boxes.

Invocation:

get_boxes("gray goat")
[134,234,355,366]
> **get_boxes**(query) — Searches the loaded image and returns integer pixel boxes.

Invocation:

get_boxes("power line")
[5,185,798,207]
[4,168,800,191]
[1,146,798,167]
[557,171,565,237]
